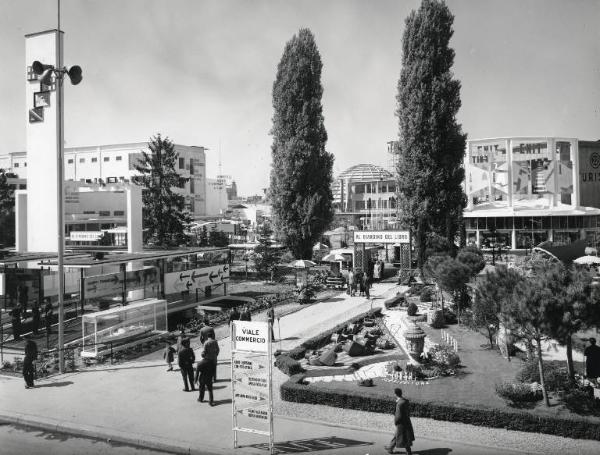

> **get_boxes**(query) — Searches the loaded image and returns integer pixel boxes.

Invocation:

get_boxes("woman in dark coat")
[386,388,415,454]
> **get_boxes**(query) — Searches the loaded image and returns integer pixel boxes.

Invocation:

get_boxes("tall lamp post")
[30,2,82,373]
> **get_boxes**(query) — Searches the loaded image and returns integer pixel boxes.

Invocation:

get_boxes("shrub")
[274,355,304,376]
[429,309,445,329]
[516,361,570,392]
[407,302,418,316]
[495,381,542,406]
[428,344,460,370]
[563,387,600,416]
[280,378,600,440]
[442,308,457,324]
[420,287,434,302]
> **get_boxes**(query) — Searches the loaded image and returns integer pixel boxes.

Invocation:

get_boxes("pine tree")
[270,28,334,259]
[198,225,209,247]
[396,0,467,268]
[133,134,191,247]
[253,224,280,278]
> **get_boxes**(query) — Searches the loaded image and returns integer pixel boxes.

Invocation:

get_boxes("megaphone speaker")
[32,60,54,76]
[68,66,82,85]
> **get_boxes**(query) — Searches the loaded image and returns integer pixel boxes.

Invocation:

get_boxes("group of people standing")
[11,297,54,346]
[346,268,372,299]
[164,322,220,406]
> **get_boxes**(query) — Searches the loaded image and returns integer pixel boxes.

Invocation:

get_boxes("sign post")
[231,320,273,454]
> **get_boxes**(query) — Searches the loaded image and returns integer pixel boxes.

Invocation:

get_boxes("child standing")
[163,342,176,371]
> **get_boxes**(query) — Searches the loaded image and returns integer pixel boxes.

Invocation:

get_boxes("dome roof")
[338,164,393,181]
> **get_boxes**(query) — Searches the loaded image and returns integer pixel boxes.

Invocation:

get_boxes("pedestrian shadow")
[210,398,232,406]
[281,336,300,341]
[414,449,452,455]
[212,385,228,390]
[249,436,372,453]
[35,380,73,388]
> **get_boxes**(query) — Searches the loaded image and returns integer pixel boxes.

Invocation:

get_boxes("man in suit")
[195,353,215,406]
[178,338,195,392]
[199,322,215,345]
[229,307,241,325]
[23,336,38,389]
[385,388,415,454]
[201,332,220,383]
[266,303,275,342]
[10,304,22,341]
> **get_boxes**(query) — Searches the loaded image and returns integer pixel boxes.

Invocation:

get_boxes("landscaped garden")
[278,256,600,441]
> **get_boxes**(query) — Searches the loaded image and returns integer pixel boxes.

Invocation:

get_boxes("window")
[67,159,74,164]
[179,158,185,169]
[24,163,27,167]
[103,157,109,162]
[355,201,365,210]
[91,157,98,163]
[114,210,124,216]
[354,184,365,194]
[14,163,19,168]
[190,179,195,194]
[99,211,110,217]
[388,184,396,193]
[190,158,194,174]
[116,156,122,161]
[79,158,85,163]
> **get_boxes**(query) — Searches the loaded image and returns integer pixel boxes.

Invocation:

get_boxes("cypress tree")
[396,0,467,268]
[270,28,334,259]
[134,134,191,247]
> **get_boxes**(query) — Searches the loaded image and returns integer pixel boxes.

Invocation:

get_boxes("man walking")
[202,332,220,383]
[23,336,38,389]
[195,353,215,406]
[178,338,196,392]
[385,388,415,454]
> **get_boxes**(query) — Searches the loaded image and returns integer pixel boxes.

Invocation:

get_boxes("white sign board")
[231,320,273,452]
[232,321,269,353]
[353,230,410,244]
[70,231,102,241]
[164,264,230,294]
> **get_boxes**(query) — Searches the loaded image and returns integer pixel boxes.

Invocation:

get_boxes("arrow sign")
[236,405,269,420]
[179,273,190,281]
[233,358,267,372]
[209,271,219,283]
[235,374,268,389]
[191,270,207,282]
[186,281,193,291]
[223,265,229,273]
[233,390,268,403]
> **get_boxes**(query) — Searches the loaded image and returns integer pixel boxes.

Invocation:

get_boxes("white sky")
[1,0,598,195]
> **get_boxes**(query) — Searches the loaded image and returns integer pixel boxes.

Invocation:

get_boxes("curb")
[0,411,259,455]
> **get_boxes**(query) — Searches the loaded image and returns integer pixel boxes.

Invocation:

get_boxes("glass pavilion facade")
[464,137,600,250]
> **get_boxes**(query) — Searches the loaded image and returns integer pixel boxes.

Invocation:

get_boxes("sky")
[0,0,599,196]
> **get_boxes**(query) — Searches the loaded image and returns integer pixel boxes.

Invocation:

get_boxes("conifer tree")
[0,169,15,247]
[134,134,191,247]
[396,0,467,268]
[270,28,334,259]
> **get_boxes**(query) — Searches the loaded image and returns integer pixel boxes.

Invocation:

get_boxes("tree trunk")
[565,336,575,383]
[417,219,426,274]
[536,338,550,407]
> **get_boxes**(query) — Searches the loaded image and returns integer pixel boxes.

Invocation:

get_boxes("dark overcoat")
[394,397,415,448]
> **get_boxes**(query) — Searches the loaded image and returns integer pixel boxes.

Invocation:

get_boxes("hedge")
[280,377,600,441]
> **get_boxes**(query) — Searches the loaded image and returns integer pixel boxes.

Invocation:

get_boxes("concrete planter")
[404,321,426,360]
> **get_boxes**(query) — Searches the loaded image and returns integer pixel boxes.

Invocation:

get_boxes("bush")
[274,355,304,376]
[280,378,600,440]
[442,308,457,324]
[428,344,460,370]
[384,293,405,309]
[420,287,434,302]
[407,302,418,316]
[563,388,600,416]
[428,309,445,329]
[495,381,542,406]
[516,361,570,392]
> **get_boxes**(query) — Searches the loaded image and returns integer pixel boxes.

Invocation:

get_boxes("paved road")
[0,422,171,455]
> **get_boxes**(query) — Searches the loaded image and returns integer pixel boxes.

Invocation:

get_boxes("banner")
[353,230,410,244]
[164,264,229,294]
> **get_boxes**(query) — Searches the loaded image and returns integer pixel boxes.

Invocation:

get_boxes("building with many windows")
[0,142,231,219]
[463,137,600,250]
[332,164,398,230]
